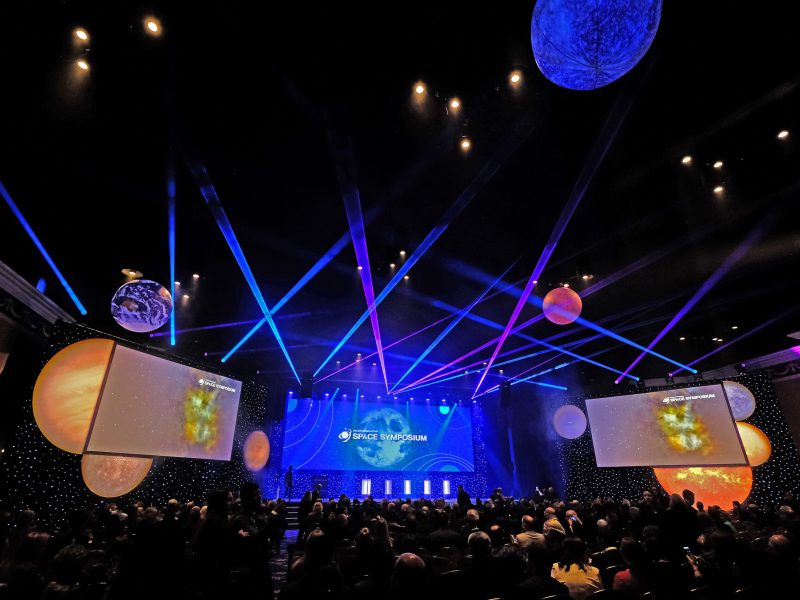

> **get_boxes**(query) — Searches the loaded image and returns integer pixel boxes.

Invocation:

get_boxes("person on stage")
[284,465,293,500]
[457,484,471,508]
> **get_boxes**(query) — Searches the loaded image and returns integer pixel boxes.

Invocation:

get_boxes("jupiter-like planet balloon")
[736,422,772,467]
[722,380,756,421]
[82,453,153,498]
[543,287,583,325]
[654,465,752,509]
[243,431,270,471]
[33,339,114,453]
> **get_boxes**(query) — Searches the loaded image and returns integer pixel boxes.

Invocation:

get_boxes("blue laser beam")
[1,178,87,315]
[390,262,516,392]
[314,115,538,377]
[190,165,299,382]
[167,170,176,346]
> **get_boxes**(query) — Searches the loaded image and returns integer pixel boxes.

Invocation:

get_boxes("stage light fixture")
[681,155,692,165]
[665,375,674,384]
[713,160,724,169]
[693,371,703,381]
[777,129,789,139]
[414,83,425,95]
[145,17,161,35]
[735,362,747,374]
[75,28,89,42]
[450,98,461,109]
[713,185,724,194]
[460,137,472,151]
[77,59,89,71]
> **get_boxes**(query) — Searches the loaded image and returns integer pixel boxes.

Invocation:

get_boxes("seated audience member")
[518,543,570,599]
[391,553,428,600]
[515,515,546,551]
[551,537,604,600]
[613,537,652,597]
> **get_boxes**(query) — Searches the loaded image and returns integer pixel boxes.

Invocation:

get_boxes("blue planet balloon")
[553,404,587,439]
[110,279,173,333]
[531,0,662,90]
[722,380,756,421]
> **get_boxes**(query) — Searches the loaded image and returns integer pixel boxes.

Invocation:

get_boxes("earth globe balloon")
[543,287,582,325]
[111,279,173,333]
[531,0,662,90]
[722,380,756,421]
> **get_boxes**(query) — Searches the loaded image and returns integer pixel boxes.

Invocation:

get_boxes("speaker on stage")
[299,372,314,399]
[500,380,512,408]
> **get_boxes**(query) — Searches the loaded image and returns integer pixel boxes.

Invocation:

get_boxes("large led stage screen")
[86,345,241,460]
[585,384,747,468]
[281,398,475,472]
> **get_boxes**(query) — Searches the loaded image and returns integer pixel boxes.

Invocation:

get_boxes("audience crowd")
[1,483,799,600]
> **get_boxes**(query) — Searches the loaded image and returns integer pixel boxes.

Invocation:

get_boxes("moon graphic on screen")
[356,408,412,468]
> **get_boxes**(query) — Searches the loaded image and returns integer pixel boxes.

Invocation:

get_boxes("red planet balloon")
[543,287,582,325]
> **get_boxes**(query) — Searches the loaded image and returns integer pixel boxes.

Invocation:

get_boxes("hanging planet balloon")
[722,381,756,421]
[736,422,772,467]
[531,0,662,91]
[553,405,588,439]
[82,453,153,498]
[243,431,270,471]
[543,287,583,325]
[111,279,173,333]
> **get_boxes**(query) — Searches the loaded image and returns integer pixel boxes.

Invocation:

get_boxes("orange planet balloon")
[81,453,153,498]
[33,339,114,453]
[654,466,752,509]
[243,430,270,471]
[736,422,772,467]
[542,287,583,325]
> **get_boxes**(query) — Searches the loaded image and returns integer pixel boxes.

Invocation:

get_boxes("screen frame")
[84,341,243,461]
[585,382,750,468]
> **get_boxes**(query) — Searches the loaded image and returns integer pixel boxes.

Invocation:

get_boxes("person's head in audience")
[205,488,231,520]
[558,537,589,571]
[240,482,261,512]
[521,515,536,531]
[465,508,480,528]
[312,501,323,514]
[620,537,647,572]
[493,545,527,592]
[468,531,491,559]
[391,553,427,595]
[682,489,696,507]
[489,524,512,548]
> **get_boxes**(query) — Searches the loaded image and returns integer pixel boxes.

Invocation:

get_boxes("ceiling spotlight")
[777,129,789,140]
[713,185,724,194]
[414,83,425,95]
[389,263,396,268]
[731,325,738,330]
[510,71,522,84]
[450,98,461,109]
[121,268,142,278]
[403,275,410,280]
[681,155,692,165]
[174,281,180,286]
[76,59,89,71]
[192,273,200,279]
[399,250,406,256]
[717,338,723,342]
[145,17,162,35]
[563,283,570,288]
[74,28,89,42]
[679,337,686,341]
[182,294,189,300]
[711,337,718,341]
[713,160,724,169]
[357,265,363,271]
[460,137,472,151]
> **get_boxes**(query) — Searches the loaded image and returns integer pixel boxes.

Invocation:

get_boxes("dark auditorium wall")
[774,373,800,452]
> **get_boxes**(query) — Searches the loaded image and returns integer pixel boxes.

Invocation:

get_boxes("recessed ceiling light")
[460,137,472,150]
[713,160,724,169]
[731,325,738,330]
[713,185,724,194]
[450,98,461,109]
[510,71,522,84]
[75,28,89,42]
[563,283,570,288]
[76,59,89,71]
[399,250,406,256]
[357,265,363,270]
[182,294,189,300]
[389,263,396,268]
[145,18,161,35]
[777,129,789,140]
[192,273,200,279]
[679,337,686,341]
[414,83,425,95]
[174,281,180,286]
[681,155,692,165]
[404,275,410,280]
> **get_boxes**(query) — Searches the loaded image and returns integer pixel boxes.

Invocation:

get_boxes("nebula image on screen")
[655,402,712,454]
[86,345,241,460]
[585,384,747,467]
[282,397,474,472]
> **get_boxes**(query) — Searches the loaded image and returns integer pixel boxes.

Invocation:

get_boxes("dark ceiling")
[1,1,799,397]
